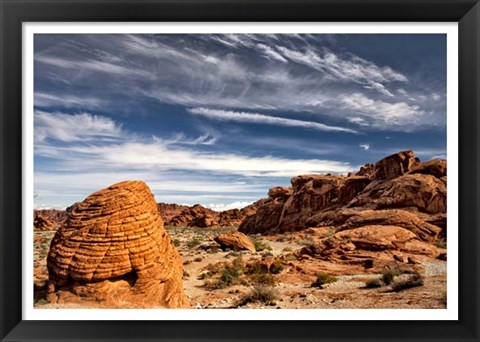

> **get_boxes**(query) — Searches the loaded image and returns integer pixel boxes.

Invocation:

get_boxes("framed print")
[1,0,479,341]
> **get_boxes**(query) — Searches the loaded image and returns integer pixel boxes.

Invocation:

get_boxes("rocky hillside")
[239,150,446,238]
[157,201,263,228]
[35,197,262,231]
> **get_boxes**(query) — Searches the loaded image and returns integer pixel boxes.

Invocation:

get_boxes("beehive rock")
[47,180,189,308]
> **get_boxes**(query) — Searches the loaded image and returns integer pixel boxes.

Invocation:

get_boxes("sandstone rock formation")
[214,231,256,252]
[158,200,263,228]
[46,180,189,308]
[372,150,420,180]
[34,210,67,231]
[34,212,57,231]
[297,224,440,270]
[239,151,446,242]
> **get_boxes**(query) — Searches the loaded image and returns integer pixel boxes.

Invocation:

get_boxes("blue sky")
[34,34,446,210]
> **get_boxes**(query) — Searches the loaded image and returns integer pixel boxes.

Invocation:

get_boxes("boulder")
[373,150,420,180]
[409,159,447,178]
[47,180,189,308]
[268,186,293,199]
[299,225,440,261]
[336,209,442,242]
[348,174,446,214]
[214,231,256,252]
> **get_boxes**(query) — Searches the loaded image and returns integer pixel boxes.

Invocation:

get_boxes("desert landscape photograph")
[33,33,447,310]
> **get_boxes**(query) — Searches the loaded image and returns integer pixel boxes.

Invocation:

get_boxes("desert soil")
[34,226,447,309]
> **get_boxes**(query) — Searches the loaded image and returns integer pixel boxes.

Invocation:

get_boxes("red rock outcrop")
[33,210,67,231]
[372,150,420,180]
[157,201,263,228]
[34,213,57,231]
[348,174,446,214]
[214,231,256,252]
[239,151,446,239]
[298,225,440,266]
[46,180,189,308]
[409,159,447,178]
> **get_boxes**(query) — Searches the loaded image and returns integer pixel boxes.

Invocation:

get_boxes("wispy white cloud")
[153,132,217,146]
[340,93,425,130]
[359,143,370,151]
[256,43,288,63]
[35,55,151,79]
[34,111,123,143]
[276,46,407,96]
[35,111,355,180]
[35,93,105,109]
[187,107,357,134]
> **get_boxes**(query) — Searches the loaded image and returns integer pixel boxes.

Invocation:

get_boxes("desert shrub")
[282,246,293,252]
[261,251,274,257]
[253,240,272,251]
[391,273,424,292]
[198,271,213,280]
[209,246,220,253]
[270,259,284,274]
[237,285,278,306]
[364,278,382,288]
[250,273,277,286]
[194,256,203,262]
[435,241,447,249]
[311,272,338,288]
[206,256,245,289]
[186,237,201,249]
[247,260,267,275]
[381,267,404,285]
[182,270,190,277]
[172,238,181,247]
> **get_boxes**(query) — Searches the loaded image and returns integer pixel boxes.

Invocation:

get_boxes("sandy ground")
[34,227,447,309]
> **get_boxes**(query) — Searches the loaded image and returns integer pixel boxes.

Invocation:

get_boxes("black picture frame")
[1,0,479,341]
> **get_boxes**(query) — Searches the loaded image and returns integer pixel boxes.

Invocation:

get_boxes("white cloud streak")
[35,111,123,143]
[187,107,357,134]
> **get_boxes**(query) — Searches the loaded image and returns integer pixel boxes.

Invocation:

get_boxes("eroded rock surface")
[239,151,446,241]
[214,231,256,252]
[46,180,190,308]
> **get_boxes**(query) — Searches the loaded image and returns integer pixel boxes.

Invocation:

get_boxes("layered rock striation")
[46,180,189,308]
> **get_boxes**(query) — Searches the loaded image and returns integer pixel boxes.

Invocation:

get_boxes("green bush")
[205,256,245,289]
[253,240,272,252]
[311,273,338,288]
